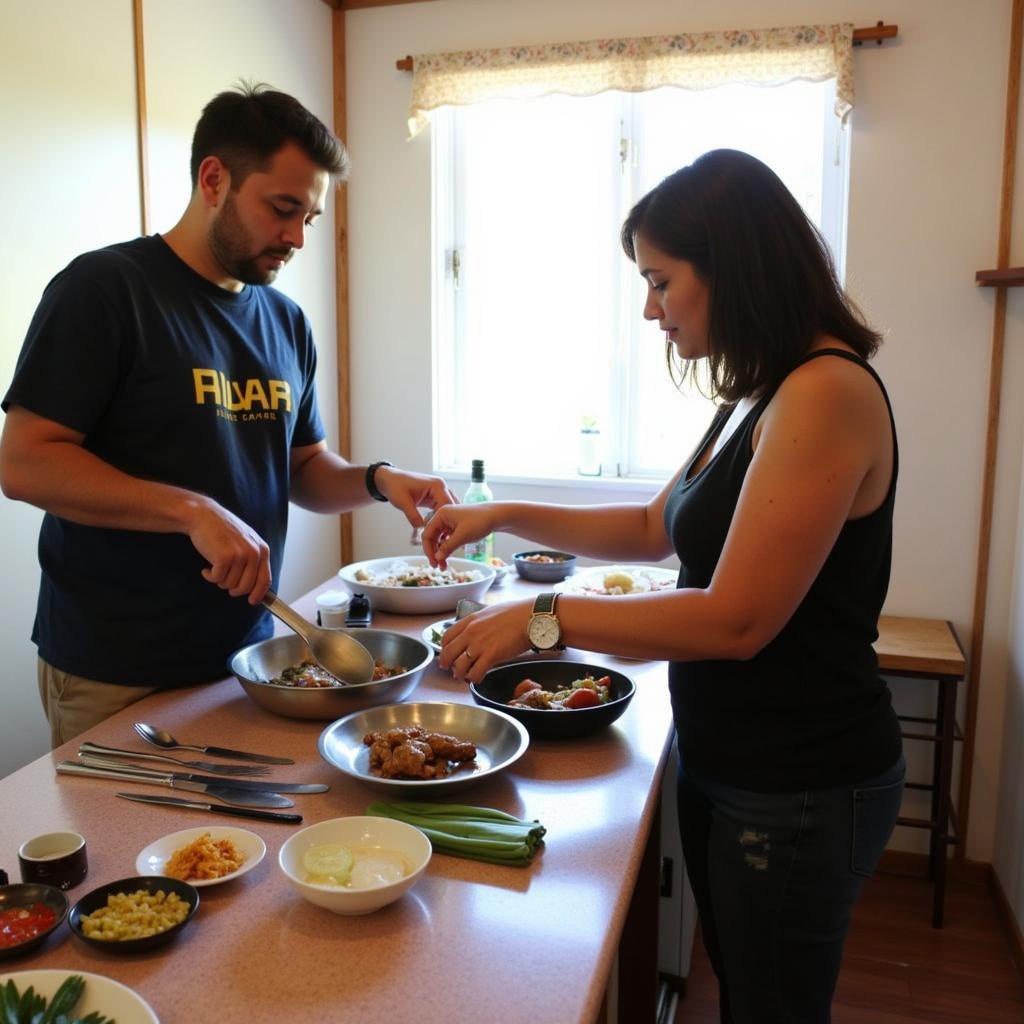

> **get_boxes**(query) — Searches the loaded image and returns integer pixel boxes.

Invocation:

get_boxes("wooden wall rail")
[959,0,1024,860]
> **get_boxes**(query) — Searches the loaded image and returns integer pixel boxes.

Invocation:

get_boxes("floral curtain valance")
[407,24,854,137]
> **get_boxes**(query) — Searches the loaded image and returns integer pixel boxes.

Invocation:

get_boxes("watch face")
[529,614,560,649]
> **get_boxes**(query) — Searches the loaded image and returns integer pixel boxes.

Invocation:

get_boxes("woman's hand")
[421,502,499,568]
[439,599,533,682]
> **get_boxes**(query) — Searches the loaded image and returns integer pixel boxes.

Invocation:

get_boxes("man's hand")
[374,465,459,529]
[1,406,273,605]
[187,499,272,604]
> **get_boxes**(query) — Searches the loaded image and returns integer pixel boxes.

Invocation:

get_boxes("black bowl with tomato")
[471,660,635,739]
[0,883,69,959]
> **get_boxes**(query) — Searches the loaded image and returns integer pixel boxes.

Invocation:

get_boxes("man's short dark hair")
[190,82,350,189]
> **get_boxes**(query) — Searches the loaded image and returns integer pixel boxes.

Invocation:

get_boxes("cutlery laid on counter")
[133,722,296,765]
[56,760,296,809]
[78,740,270,776]
[116,792,304,823]
[74,748,328,793]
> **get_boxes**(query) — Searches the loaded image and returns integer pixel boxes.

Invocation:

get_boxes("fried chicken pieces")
[363,725,477,780]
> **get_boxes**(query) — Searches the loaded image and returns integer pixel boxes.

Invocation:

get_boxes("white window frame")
[430,84,851,487]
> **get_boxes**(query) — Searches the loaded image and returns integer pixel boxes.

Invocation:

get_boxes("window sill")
[439,470,665,497]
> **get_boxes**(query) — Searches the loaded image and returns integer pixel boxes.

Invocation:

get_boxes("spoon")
[133,723,295,765]
[261,589,375,685]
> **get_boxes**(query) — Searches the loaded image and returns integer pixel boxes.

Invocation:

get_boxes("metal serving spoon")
[261,589,375,685]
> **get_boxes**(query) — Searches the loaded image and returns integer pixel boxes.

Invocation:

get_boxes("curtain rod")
[394,22,898,71]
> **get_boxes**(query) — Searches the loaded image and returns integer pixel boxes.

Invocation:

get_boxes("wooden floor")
[674,868,1024,1023]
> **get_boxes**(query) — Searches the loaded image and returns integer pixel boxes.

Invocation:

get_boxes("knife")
[77,752,329,793]
[116,792,302,823]
[56,761,294,808]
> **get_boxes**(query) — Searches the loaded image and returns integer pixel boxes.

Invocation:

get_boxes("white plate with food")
[421,617,455,655]
[555,564,678,596]
[338,556,496,614]
[318,701,529,796]
[488,558,514,586]
[0,970,158,1024]
[135,826,266,887]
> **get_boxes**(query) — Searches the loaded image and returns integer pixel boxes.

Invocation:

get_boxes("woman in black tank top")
[422,149,904,1023]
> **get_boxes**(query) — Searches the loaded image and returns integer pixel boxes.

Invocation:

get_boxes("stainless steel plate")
[318,701,530,795]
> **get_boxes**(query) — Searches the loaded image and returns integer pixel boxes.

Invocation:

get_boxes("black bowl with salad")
[471,661,635,739]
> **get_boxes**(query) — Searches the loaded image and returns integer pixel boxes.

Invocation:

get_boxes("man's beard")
[209,193,292,285]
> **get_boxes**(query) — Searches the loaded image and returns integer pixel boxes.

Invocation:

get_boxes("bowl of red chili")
[0,884,68,959]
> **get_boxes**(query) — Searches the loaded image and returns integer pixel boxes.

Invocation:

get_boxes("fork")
[77,741,270,776]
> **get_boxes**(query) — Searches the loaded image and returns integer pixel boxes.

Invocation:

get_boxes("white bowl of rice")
[337,556,496,614]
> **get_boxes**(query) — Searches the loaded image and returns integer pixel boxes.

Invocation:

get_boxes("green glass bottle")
[462,458,494,563]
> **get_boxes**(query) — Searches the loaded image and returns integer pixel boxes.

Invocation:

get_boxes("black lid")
[471,459,485,481]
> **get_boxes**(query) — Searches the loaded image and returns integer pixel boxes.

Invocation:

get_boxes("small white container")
[316,590,351,628]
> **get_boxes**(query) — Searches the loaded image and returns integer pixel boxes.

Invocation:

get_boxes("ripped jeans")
[676,754,905,1024]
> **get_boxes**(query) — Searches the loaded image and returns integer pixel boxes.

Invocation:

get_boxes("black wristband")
[365,461,393,502]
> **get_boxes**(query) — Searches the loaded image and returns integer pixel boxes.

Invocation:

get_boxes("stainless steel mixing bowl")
[229,630,433,720]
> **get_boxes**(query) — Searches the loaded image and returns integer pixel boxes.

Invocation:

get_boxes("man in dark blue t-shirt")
[0,84,455,745]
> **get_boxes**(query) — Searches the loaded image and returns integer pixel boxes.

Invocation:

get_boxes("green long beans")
[366,801,546,866]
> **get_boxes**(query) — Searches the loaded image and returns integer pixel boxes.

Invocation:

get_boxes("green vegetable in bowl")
[303,843,355,885]
[0,975,116,1024]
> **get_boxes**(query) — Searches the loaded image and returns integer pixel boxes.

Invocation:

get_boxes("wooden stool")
[873,615,967,927]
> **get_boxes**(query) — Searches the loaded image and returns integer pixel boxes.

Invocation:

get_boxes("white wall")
[0,0,338,776]
[0,0,139,774]
[341,0,1024,911]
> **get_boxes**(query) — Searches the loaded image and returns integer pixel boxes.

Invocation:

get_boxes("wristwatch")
[527,592,565,653]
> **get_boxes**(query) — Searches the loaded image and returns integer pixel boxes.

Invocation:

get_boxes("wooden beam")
[959,0,1024,860]
[396,23,899,71]
[131,0,150,235]
[330,5,355,566]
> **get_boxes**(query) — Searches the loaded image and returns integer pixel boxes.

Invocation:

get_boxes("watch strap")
[533,592,558,615]
[365,461,393,502]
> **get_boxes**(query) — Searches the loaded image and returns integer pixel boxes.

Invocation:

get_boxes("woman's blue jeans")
[676,753,906,1023]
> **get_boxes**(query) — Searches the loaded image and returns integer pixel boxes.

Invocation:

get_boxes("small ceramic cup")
[18,831,88,890]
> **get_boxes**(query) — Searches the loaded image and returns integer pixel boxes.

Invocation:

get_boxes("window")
[431,79,849,483]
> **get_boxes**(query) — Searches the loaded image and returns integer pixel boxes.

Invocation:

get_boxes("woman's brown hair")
[621,149,880,403]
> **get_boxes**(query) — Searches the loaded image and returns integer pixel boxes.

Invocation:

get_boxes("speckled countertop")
[0,575,674,1024]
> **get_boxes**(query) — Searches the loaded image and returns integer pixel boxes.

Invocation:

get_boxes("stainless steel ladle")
[261,589,375,684]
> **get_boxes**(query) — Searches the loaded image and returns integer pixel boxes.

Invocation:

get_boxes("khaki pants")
[37,658,158,748]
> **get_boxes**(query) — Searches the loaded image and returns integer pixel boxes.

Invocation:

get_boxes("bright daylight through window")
[431,79,849,483]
